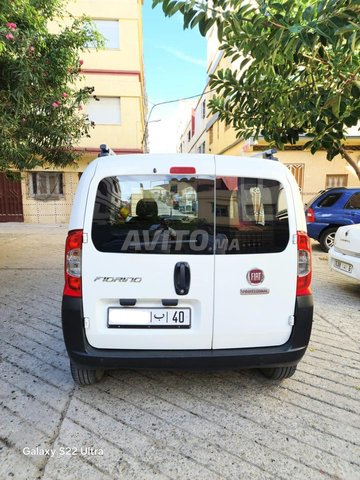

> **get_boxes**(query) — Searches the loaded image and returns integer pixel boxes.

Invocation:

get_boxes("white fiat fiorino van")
[62,154,313,385]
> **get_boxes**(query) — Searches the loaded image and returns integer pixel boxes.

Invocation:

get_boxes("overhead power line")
[142,88,217,150]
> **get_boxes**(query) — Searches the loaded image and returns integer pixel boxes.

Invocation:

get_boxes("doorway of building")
[0,173,24,222]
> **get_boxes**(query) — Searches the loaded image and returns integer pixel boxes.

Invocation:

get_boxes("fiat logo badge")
[247,268,264,285]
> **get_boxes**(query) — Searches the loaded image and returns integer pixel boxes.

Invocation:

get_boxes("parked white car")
[329,224,360,281]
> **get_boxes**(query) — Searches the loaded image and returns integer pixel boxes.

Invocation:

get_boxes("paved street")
[0,223,359,480]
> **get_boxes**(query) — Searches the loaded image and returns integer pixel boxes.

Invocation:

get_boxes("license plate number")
[108,308,191,328]
[334,260,353,273]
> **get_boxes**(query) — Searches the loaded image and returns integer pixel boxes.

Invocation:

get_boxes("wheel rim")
[325,232,336,249]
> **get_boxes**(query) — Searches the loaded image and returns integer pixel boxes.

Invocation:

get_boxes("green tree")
[153,0,360,180]
[0,0,103,172]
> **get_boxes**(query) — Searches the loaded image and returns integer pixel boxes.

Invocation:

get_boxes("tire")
[70,361,104,386]
[260,365,297,380]
[319,227,337,252]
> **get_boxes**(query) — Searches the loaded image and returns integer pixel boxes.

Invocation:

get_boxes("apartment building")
[4,0,146,224]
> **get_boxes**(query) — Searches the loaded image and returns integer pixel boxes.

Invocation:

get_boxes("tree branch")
[339,146,360,182]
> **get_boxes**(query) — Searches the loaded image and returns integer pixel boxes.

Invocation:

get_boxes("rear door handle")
[174,262,191,295]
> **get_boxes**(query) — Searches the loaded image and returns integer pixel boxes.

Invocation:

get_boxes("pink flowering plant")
[6,22,17,31]
[0,0,104,171]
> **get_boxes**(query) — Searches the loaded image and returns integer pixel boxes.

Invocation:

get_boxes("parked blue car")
[305,188,360,252]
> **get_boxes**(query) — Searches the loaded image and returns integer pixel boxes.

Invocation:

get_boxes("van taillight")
[306,208,315,223]
[297,231,312,296]
[63,229,83,297]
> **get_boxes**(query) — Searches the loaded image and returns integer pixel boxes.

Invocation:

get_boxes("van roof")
[91,153,289,177]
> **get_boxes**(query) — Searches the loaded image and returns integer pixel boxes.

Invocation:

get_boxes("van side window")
[215,177,289,254]
[91,175,215,254]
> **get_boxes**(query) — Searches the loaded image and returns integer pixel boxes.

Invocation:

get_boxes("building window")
[191,110,195,137]
[209,126,213,145]
[197,141,206,153]
[92,20,120,49]
[285,164,305,191]
[211,203,229,217]
[86,97,121,125]
[202,100,206,119]
[345,192,360,209]
[197,142,205,154]
[325,174,348,188]
[29,172,63,198]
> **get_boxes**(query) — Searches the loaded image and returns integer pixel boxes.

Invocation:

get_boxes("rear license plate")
[108,308,191,328]
[334,260,353,273]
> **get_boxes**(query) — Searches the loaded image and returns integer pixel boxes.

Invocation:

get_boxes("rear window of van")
[91,175,289,254]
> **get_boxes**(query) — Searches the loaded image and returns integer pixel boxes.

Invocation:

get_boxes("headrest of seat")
[136,198,158,218]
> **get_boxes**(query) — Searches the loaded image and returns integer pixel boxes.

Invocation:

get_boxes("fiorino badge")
[241,268,269,295]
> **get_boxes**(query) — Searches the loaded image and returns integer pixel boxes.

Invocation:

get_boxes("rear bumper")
[306,222,328,240]
[62,295,313,370]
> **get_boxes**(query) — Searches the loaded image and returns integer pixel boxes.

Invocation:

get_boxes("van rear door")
[212,156,297,349]
[81,155,216,350]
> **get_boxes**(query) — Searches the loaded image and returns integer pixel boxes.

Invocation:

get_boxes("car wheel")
[70,361,104,386]
[319,227,337,252]
[259,366,297,380]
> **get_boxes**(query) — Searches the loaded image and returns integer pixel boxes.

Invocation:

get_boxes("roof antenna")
[262,148,278,161]
[98,144,115,157]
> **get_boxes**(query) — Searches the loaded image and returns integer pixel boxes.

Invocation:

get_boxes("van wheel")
[70,361,104,386]
[319,227,337,252]
[260,366,297,380]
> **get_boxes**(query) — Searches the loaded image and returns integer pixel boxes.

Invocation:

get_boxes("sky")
[142,1,207,153]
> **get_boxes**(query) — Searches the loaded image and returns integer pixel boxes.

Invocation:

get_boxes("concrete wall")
[275,150,360,203]
[22,170,79,224]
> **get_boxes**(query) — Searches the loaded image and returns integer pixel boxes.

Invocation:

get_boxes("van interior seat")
[127,198,159,227]
[136,198,159,219]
